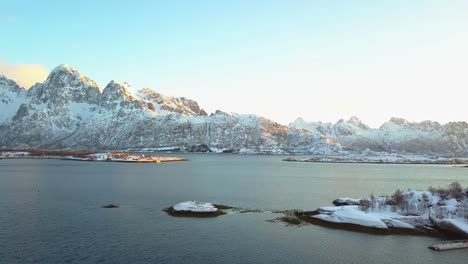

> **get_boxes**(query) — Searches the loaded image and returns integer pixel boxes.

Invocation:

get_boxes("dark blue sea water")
[1,154,467,263]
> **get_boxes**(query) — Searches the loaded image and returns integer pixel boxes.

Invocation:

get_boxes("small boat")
[429,240,468,251]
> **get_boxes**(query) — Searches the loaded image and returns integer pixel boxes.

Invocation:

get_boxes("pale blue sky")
[1,0,468,127]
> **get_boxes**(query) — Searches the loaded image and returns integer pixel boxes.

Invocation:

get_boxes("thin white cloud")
[0,60,49,88]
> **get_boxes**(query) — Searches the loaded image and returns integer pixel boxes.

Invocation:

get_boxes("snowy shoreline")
[0,149,187,163]
[3,148,467,165]
[283,153,468,165]
[305,187,468,238]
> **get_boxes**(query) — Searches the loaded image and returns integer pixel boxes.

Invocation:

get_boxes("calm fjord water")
[1,154,467,264]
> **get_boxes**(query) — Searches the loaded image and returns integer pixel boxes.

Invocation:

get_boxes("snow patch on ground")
[89,153,110,161]
[67,102,97,121]
[0,151,30,157]
[445,219,468,234]
[172,201,218,212]
[382,218,416,229]
[314,206,388,229]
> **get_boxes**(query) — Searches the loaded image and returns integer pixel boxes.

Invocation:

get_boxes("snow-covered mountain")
[0,65,291,153]
[0,75,28,123]
[0,64,467,156]
[289,116,468,155]
[137,88,207,116]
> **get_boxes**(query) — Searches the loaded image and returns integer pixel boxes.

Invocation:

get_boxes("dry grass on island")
[0,149,188,163]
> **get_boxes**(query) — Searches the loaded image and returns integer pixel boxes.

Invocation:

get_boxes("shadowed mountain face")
[0,65,467,155]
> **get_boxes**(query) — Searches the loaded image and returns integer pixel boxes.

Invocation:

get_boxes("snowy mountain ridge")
[289,117,468,155]
[0,65,467,156]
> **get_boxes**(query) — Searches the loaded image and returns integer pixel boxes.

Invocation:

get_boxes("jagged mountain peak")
[50,64,75,73]
[334,120,366,136]
[27,64,101,105]
[379,117,412,130]
[345,116,370,130]
[291,117,306,124]
[347,116,362,124]
[290,117,329,126]
[104,80,135,94]
[388,117,409,125]
[0,74,25,93]
[138,87,156,96]
[102,80,136,101]
[419,120,441,126]
[0,74,18,86]
[98,80,150,112]
[137,87,207,116]
[0,74,28,123]
[45,64,98,89]
[289,117,312,129]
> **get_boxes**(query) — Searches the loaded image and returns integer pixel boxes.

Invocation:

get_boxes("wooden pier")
[429,240,468,251]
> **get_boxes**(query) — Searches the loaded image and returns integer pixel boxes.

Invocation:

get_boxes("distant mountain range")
[1,64,467,156]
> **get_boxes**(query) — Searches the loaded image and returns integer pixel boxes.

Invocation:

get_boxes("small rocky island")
[298,182,468,238]
[102,204,119,209]
[164,201,230,217]
[0,149,187,163]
